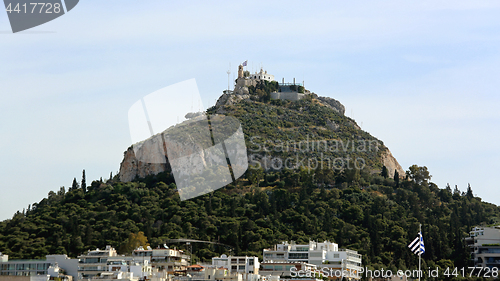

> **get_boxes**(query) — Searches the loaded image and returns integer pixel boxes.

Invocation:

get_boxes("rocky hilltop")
[119,86,404,182]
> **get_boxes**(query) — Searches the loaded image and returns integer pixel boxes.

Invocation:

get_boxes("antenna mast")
[227,63,231,93]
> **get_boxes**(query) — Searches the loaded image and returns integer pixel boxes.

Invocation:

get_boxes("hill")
[0,84,498,273]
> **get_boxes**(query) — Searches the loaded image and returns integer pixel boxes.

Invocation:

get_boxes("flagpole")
[419,223,422,281]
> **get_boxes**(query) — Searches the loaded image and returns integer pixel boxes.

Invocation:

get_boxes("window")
[249,259,254,265]
[27,264,37,270]
[37,264,46,270]
[84,258,99,264]
[232,266,237,270]
[239,265,245,270]
[263,265,273,270]
[334,254,339,258]
[289,253,308,259]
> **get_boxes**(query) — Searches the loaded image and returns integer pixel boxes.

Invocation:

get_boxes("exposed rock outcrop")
[315,95,345,115]
[326,119,340,131]
[215,88,251,108]
[381,149,405,178]
[119,146,168,182]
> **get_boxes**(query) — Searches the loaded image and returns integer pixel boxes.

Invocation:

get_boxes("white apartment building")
[212,255,259,274]
[77,245,118,279]
[263,241,362,279]
[77,246,158,281]
[0,253,77,280]
[132,246,190,274]
[465,226,500,268]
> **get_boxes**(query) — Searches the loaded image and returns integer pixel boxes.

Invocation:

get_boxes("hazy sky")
[1,1,500,220]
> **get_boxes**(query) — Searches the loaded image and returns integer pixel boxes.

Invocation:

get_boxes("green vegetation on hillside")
[0,165,497,274]
[210,96,386,171]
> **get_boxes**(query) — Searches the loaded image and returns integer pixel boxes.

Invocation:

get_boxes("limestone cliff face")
[119,136,212,183]
[119,114,247,189]
[119,146,168,182]
[119,123,212,183]
[381,149,405,178]
[315,95,345,115]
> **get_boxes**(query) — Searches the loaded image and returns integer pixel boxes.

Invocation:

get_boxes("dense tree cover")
[0,165,498,275]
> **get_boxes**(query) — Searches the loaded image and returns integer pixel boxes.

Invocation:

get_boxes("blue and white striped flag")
[408,231,425,255]
[242,60,247,67]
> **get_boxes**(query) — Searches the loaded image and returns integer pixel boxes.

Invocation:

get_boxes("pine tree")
[81,169,87,193]
[381,166,388,178]
[466,183,474,199]
[394,170,400,187]
[446,183,452,193]
[71,178,79,191]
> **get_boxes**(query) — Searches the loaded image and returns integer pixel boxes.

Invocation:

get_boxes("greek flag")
[408,231,425,255]
[242,60,247,67]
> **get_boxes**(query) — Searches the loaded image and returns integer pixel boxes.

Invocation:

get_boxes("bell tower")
[238,64,244,79]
